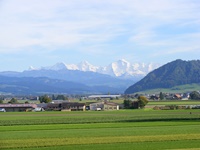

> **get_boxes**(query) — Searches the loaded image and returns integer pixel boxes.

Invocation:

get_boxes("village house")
[174,94,182,100]
[61,102,85,111]
[47,102,85,111]
[90,102,119,111]
[47,103,62,111]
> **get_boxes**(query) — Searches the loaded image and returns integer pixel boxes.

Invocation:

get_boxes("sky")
[0,0,200,71]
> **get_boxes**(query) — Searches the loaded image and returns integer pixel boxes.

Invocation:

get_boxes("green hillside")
[136,83,200,94]
[125,59,200,94]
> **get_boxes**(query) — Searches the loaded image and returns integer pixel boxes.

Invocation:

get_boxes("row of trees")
[124,96,148,109]
[52,95,68,100]
[39,95,52,103]
[39,94,70,103]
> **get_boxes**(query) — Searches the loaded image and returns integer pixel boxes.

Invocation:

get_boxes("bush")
[137,96,148,109]
[153,106,160,110]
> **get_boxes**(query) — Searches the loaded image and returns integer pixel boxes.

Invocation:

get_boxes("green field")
[147,100,200,106]
[1,110,200,150]
[137,83,200,94]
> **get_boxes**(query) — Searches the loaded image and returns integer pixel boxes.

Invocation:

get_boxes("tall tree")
[137,96,148,109]
[123,99,132,109]
[190,91,200,100]
[39,95,52,103]
[159,92,164,100]
[8,98,18,104]
[56,95,66,100]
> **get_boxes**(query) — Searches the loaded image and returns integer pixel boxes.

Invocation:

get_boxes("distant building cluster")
[0,92,200,112]
[0,94,121,112]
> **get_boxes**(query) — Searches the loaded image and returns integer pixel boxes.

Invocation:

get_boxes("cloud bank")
[0,0,200,70]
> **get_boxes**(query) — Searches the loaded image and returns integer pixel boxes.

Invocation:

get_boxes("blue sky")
[0,0,200,71]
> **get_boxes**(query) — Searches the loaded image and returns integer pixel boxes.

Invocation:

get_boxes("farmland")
[0,109,200,150]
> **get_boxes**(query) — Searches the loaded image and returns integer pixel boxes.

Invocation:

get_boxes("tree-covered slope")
[125,59,200,94]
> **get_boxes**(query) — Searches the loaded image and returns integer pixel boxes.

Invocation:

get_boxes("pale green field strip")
[1,134,200,149]
[6,140,200,150]
[0,121,200,132]
[1,121,200,149]
[1,122,200,140]
[147,101,200,106]
[147,100,200,105]
[171,148,200,150]
[0,110,200,126]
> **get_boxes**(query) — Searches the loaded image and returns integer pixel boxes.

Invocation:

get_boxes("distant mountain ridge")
[125,59,200,94]
[0,59,160,95]
[0,69,132,95]
[28,59,160,79]
[0,75,95,95]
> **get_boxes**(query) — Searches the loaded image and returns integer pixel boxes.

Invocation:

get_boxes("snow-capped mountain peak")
[117,59,130,64]
[27,59,160,79]
[77,61,99,72]
[38,62,68,71]
[28,66,37,71]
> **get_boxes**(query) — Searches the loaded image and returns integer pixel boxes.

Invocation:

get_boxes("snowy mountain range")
[29,59,160,79]
[0,59,160,94]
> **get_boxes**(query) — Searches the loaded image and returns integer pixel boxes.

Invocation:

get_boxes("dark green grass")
[1,121,200,149]
[1,122,200,140]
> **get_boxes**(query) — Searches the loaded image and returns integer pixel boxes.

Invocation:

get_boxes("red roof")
[0,104,37,108]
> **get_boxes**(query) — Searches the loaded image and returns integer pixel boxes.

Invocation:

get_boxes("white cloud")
[0,0,200,67]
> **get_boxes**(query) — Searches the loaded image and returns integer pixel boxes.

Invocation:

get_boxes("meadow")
[0,109,200,150]
[147,100,200,106]
[136,83,200,94]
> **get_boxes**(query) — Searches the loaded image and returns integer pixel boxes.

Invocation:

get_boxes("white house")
[90,102,119,111]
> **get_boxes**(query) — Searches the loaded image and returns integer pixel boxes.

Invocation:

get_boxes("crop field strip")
[1,122,200,150]
[0,110,200,126]
[1,110,200,150]
[1,134,200,149]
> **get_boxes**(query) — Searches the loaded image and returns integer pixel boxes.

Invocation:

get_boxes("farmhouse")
[104,102,119,111]
[0,104,37,112]
[61,102,85,111]
[174,94,182,100]
[47,102,85,111]
[47,103,61,111]
[90,102,119,111]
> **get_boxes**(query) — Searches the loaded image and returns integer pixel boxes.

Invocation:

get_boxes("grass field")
[137,83,200,94]
[147,100,200,106]
[1,110,200,150]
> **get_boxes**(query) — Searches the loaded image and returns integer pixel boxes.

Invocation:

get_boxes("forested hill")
[125,59,200,94]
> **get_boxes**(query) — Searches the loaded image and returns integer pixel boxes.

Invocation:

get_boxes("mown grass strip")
[170,148,200,150]
[6,140,200,150]
[1,121,199,132]
[1,134,200,149]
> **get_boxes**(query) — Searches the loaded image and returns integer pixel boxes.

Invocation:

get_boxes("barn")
[0,104,37,112]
